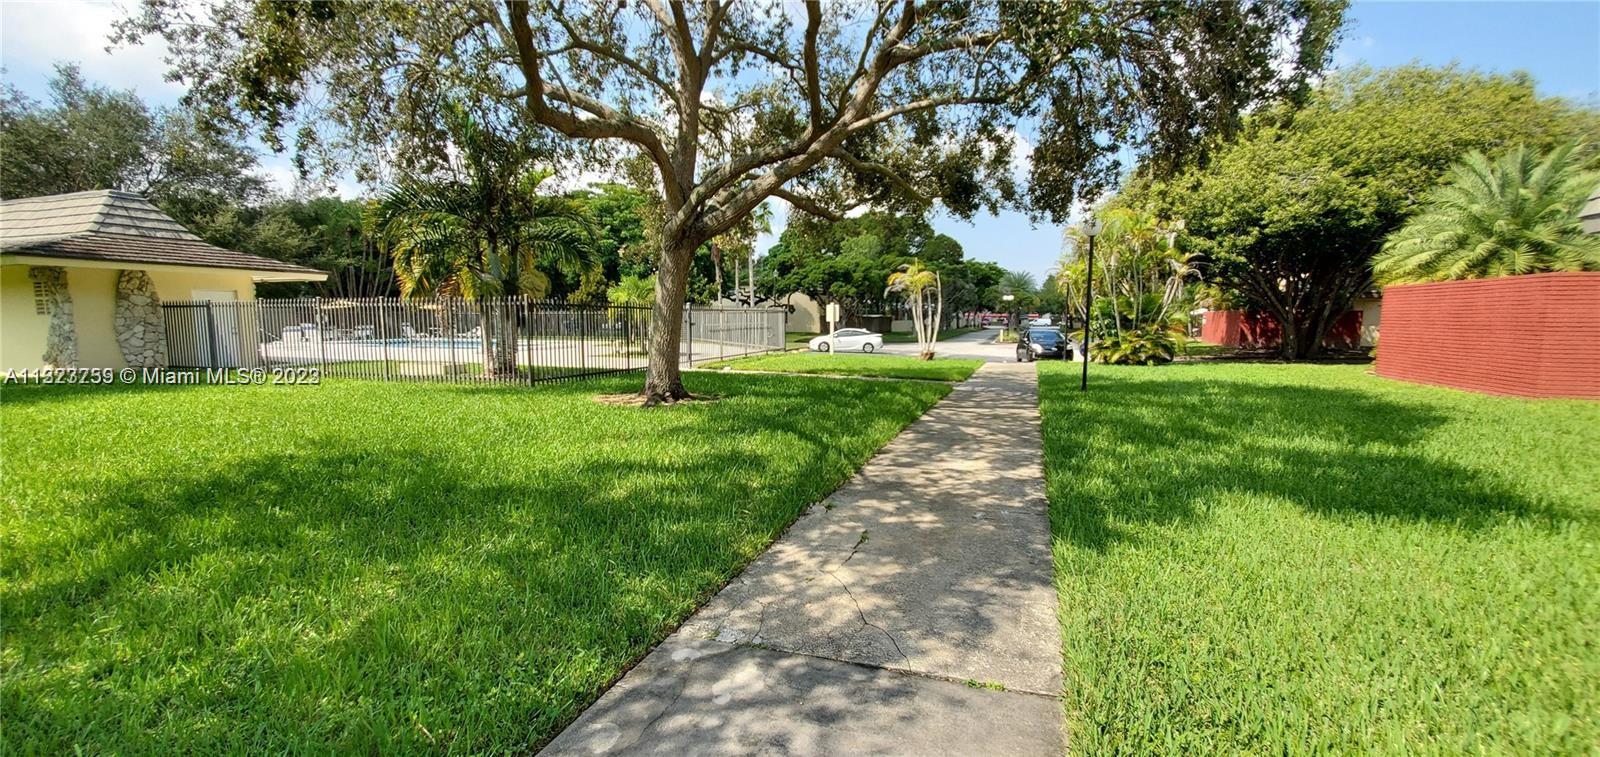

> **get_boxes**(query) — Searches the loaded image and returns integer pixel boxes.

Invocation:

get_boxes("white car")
[808,328,883,353]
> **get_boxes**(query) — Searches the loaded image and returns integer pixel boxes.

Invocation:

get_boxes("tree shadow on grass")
[1040,368,1587,552]
[3,372,948,753]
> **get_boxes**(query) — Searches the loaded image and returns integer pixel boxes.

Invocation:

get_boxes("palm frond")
[1377,141,1600,283]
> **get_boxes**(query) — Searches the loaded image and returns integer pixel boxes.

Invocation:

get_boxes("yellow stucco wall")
[1,265,49,371]
[146,269,259,303]
[68,267,124,369]
[1355,296,1382,347]
[1,264,266,370]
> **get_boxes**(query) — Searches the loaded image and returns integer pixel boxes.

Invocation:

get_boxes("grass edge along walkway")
[1,372,950,753]
[1036,361,1600,753]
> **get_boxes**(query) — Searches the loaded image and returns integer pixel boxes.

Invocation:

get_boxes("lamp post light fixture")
[1081,217,1103,391]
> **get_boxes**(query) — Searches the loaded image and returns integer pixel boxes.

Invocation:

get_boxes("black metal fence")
[160,297,786,383]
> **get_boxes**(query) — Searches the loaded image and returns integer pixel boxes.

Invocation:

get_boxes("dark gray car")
[1017,327,1072,362]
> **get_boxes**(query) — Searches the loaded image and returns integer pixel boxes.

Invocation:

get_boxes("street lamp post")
[1081,218,1103,391]
[1001,293,1016,340]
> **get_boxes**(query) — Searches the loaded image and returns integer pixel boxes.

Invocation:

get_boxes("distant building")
[1582,189,1600,235]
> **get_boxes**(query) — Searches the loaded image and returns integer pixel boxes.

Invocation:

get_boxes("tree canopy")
[1129,65,1600,358]
[118,0,1344,402]
[0,64,263,206]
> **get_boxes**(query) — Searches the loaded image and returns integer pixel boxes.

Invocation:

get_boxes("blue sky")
[922,0,1600,281]
[3,1,1597,278]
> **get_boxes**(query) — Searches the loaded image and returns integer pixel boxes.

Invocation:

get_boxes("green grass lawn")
[705,352,982,382]
[880,326,981,343]
[1038,362,1599,752]
[1,373,948,753]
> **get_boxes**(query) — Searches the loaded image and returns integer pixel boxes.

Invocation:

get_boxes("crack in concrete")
[622,656,697,750]
[836,529,869,569]
[825,570,910,665]
[749,597,774,644]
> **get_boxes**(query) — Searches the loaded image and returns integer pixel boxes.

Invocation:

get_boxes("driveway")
[878,326,1016,362]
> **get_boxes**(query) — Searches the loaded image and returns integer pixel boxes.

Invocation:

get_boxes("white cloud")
[1005,128,1034,185]
[1331,34,1377,70]
[0,0,182,100]
[254,156,367,200]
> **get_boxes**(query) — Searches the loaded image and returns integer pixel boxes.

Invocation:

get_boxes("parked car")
[1016,327,1072,362]
[1029,315,1054,327]
[809,328,884,353]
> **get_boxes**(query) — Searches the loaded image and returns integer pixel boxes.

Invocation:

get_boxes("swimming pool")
[373,338,485,349]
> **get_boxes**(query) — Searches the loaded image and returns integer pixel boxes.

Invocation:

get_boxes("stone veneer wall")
[115,270,169,367]
[28,266,77,368]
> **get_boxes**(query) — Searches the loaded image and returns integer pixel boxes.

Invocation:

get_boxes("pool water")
[377,338,485,349]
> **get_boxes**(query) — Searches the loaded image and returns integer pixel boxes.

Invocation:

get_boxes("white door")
[834,329,866,351]
[191,290,242,367]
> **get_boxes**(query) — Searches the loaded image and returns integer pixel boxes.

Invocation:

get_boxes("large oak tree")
[119,0,1341,402]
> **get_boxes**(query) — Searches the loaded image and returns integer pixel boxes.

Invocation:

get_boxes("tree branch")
[685,0,922,230]
[889,31,1003,65]
[698,0,732,71]
[803,2,823,130]
[771,187,843,222]
[833,149,932,205]
[844,93,1006,134]
[545,11,677,99]
[505,0,680,207]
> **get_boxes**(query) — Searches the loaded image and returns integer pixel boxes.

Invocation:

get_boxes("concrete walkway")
[544,363,1061,755]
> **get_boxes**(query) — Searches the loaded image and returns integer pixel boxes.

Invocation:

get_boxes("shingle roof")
[0,190,326,277]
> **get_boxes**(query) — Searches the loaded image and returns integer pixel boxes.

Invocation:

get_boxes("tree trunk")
[1276,316,1298,360]
[485,302,519,377]
[1275,310,1327,360]
[643,241,695,404]
[711,242,722,301]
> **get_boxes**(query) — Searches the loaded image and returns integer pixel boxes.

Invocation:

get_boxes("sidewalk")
[543,362,1062,755]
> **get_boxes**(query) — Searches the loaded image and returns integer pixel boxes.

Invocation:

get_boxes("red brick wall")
[1200,310,1362,349]
[1199,310,1247,345]
[1375,272,1600,399]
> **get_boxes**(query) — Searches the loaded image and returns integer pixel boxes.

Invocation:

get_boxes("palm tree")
[607,274,656,307]
[886,260,943,360]
[715,201,773,304]
[996,269,1037,333]
[369,104,599,375]
[606,274,656,356]
[1375,142,1600,284]
[300,197,395,298]
[1057,208,1197,364]
[998,269,1038,298]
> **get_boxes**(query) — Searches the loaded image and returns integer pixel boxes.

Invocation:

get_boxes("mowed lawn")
[1,373,948,752]
[706,352,982,382]
[1038,362,1599,752]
